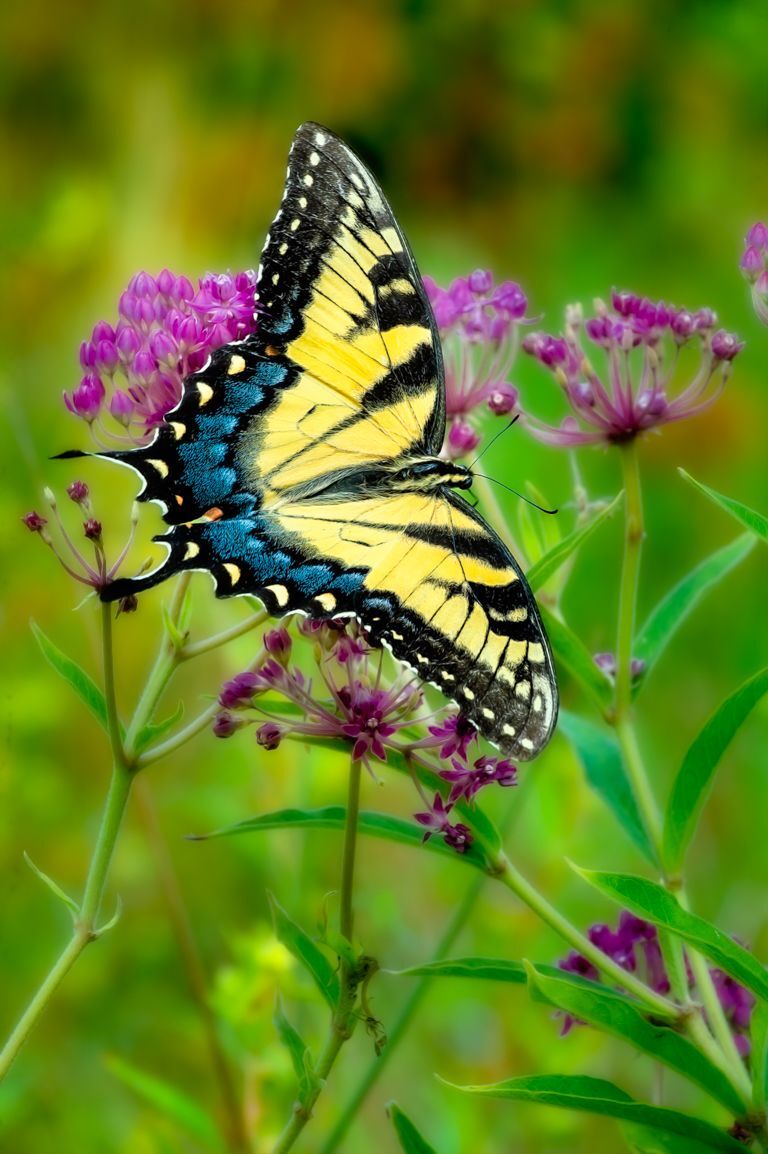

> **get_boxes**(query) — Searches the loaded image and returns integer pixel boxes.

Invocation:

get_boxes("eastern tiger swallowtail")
[79,122,558,758]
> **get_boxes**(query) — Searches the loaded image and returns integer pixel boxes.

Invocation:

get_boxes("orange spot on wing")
[204,507,223,521]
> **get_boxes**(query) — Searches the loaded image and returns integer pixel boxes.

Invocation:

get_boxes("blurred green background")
[2,1,767,1151]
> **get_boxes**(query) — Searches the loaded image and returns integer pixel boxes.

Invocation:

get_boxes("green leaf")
[621,1121,743,1154]
[132,700,185,754]
[559,711,654,861]
[449,1074,744,1152]
[389,1103,440,1154]
[192,806,491,872]
[573,868,768,1003]
[525,963,743,1113]
[663,667,768,873]
[31,621,120,737]
[679,470,768,541]
[268,894,340,1010]
[273,996,315,1105]
[527,493,623,593]
[751,1001,768,1111]
[394,957,533,983]
[633,534,756,695]
[23,851,79,917]
[539,608,612,712]
[105,1054,225,1152]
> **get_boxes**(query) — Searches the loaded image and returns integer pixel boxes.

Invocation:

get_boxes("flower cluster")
[740,221,768,326]
[66,269,258,446]
[522,290,742,447]
[214,619,519,855]
[22,482,137,604]
[559,911,754,1053]
[424,271,527,458]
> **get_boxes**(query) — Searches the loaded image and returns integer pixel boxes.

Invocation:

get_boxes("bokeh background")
[2,2,767,1151]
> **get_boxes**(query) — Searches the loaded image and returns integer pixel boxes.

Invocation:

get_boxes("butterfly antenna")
[472,472,558,516]
[467,415,520,471]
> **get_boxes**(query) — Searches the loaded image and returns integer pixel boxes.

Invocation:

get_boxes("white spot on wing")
[265,583,289,608]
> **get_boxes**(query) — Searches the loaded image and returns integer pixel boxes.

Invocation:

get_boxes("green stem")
[613,443,664,859]
[0,606,133,1079]
[318,861,487,1154]
[614,440,643,723]
[339,760,362,942]
[615,717,663,864]
[271,760,364,1154]
[137,700,222,768]
[181,609,269,661]
[0,577,195,1081]
[134,779,250,1152]
[494,852,677,1019]
[610,445,751,1099]
[122,595,187,763]
[679,888,752,1091]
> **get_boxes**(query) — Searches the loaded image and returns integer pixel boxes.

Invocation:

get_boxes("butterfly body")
[91,122,558,758]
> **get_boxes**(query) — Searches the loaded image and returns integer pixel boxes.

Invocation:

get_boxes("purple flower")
[414,792,474,855]
[710,968,756,1056]
[66,267,258,446]
[213,711,241,739]
[219,670,267,709]
[64,374,105,423]
[66,480,90,505]
[741,222,768,327]
[424,715,478,762]
[22,511,48,533]
[21,487,138,593]
[264,626,292,665]
[338,681,404,762]
[424,271,526,459]
[557,912,752,1049]
[521,292,742,447]
[256,721,284,750]
[213,618,524,852]
[594,652,646,683]
[439,754,517,804]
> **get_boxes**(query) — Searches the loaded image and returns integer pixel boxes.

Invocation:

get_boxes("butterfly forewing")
[250,122,446,501]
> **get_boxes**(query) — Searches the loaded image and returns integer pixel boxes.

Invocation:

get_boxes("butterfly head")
[390,458,473,493]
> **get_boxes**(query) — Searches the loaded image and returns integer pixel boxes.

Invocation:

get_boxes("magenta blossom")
[214,619,518,855]
[66,269,258,446]
[414,792,474,854]
[521,291,742,447]
[22,483,138,598]
[558,911,754,1051]
[424,271,526,459]
[439,754,517,804]
[740,221,768,326]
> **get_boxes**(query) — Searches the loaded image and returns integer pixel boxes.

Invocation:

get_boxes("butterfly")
[88,122,557,759]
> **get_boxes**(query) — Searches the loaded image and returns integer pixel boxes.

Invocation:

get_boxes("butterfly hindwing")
[269,488,557,756]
